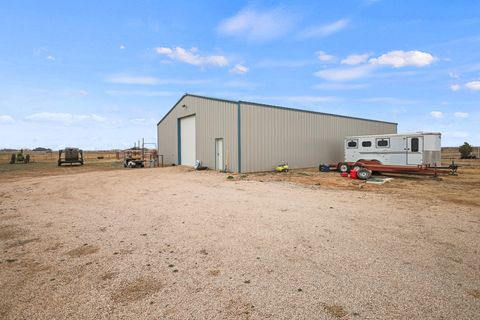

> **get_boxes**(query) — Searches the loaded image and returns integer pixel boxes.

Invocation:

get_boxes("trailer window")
[376,139,390,148]
[411,138,419,152]
[362,141,372,147]
[347,140,358,148]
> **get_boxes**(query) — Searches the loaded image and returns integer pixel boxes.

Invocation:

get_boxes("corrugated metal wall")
[240,102,397,172]
[157,95,238,172]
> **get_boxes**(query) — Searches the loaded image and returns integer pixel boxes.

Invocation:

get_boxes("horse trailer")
[344,132,441,166]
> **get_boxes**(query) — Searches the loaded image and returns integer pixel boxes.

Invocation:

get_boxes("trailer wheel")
[338,162,350,173]
[357,168,372,180]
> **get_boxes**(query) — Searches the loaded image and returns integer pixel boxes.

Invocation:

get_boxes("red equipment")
[350,169,358,179]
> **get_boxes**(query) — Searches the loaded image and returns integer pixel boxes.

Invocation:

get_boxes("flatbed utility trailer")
[333,159,458,180]
[58,148,84,166]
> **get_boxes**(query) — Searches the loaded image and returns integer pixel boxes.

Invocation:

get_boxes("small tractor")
[123,149,145,168]
[9,150,30,164]
[58,147,84,166]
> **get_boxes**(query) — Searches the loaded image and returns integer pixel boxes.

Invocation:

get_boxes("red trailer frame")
[333,159,458,177]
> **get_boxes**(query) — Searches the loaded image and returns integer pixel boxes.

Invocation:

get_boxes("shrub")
[459,142,473,159]
[9,154,16,164]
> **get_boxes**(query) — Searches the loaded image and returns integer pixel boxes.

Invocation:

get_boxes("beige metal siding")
[158,96,238,172]
[240,103,397,172]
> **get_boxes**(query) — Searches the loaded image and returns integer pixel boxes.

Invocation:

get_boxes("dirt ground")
[1,164,479,319]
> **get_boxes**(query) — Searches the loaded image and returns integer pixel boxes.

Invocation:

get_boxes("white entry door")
[180,115,196,166]
[215,138,224,171]
[406,136,423,165]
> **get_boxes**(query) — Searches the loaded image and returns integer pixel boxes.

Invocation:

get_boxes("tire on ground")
[357,168,372,180]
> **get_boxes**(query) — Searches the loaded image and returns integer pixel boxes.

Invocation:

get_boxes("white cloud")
[105,75,212,86]
[454,112,469,118]
[465,81,480,91]
[0,115,14,124]
[341,54,369,65]
[46,55,55,61]
[361,97,420,105]
[299,19,349,38]
[230,64,249,74]
[278,95,337,104]
[255,59,310,68]
[106,90,177,97]
[89,114,106,122]
[448,71,460,79]
[313,83,368,90]
[314,65,374,81]
[105,75,161,85]
[218,7,294,41]
[430,111,444,119]
[369,50,435,67]
[155,46,228,67]
[130,118,157,126]
[25,113,106,124]
[316,51,336,62]
[119,45,126,50]
[450,84,461,91]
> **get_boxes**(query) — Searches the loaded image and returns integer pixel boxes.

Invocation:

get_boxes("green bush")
[9,154,16,164]
[459,142,473,159]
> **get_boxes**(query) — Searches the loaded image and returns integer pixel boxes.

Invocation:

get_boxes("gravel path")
[1,167,479,319]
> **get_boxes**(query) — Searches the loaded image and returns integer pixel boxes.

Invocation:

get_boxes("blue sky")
[0,0,479,149]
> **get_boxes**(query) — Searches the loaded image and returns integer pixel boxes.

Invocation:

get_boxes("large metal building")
[157,94,397,173]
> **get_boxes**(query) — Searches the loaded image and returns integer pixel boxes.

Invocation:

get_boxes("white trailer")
[344,132,442,166]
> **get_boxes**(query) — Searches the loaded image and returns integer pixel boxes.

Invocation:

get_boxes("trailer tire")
[338,162,350,173]
[357,168,372,180]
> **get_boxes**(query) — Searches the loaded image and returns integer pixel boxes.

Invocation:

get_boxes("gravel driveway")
[1,167,479,319]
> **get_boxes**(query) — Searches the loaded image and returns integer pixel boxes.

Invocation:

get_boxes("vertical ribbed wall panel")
[240,103,397,172]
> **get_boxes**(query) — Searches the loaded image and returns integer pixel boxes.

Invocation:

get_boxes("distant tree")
[459,142,473,159]
[33,147,52,152]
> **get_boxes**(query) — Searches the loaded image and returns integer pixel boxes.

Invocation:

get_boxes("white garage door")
[180,115,196,166]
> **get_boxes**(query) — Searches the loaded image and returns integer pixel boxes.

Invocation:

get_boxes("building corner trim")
[177,118,181,164]
[237,102,241,173]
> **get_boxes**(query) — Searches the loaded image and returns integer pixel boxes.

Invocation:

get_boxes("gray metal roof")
[157,93,398,126]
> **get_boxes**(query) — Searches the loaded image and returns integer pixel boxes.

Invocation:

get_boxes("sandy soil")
[244,165,480,207]
[1,166,479,319]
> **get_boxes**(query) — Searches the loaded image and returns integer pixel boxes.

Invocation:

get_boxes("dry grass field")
[1,155,479,319]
